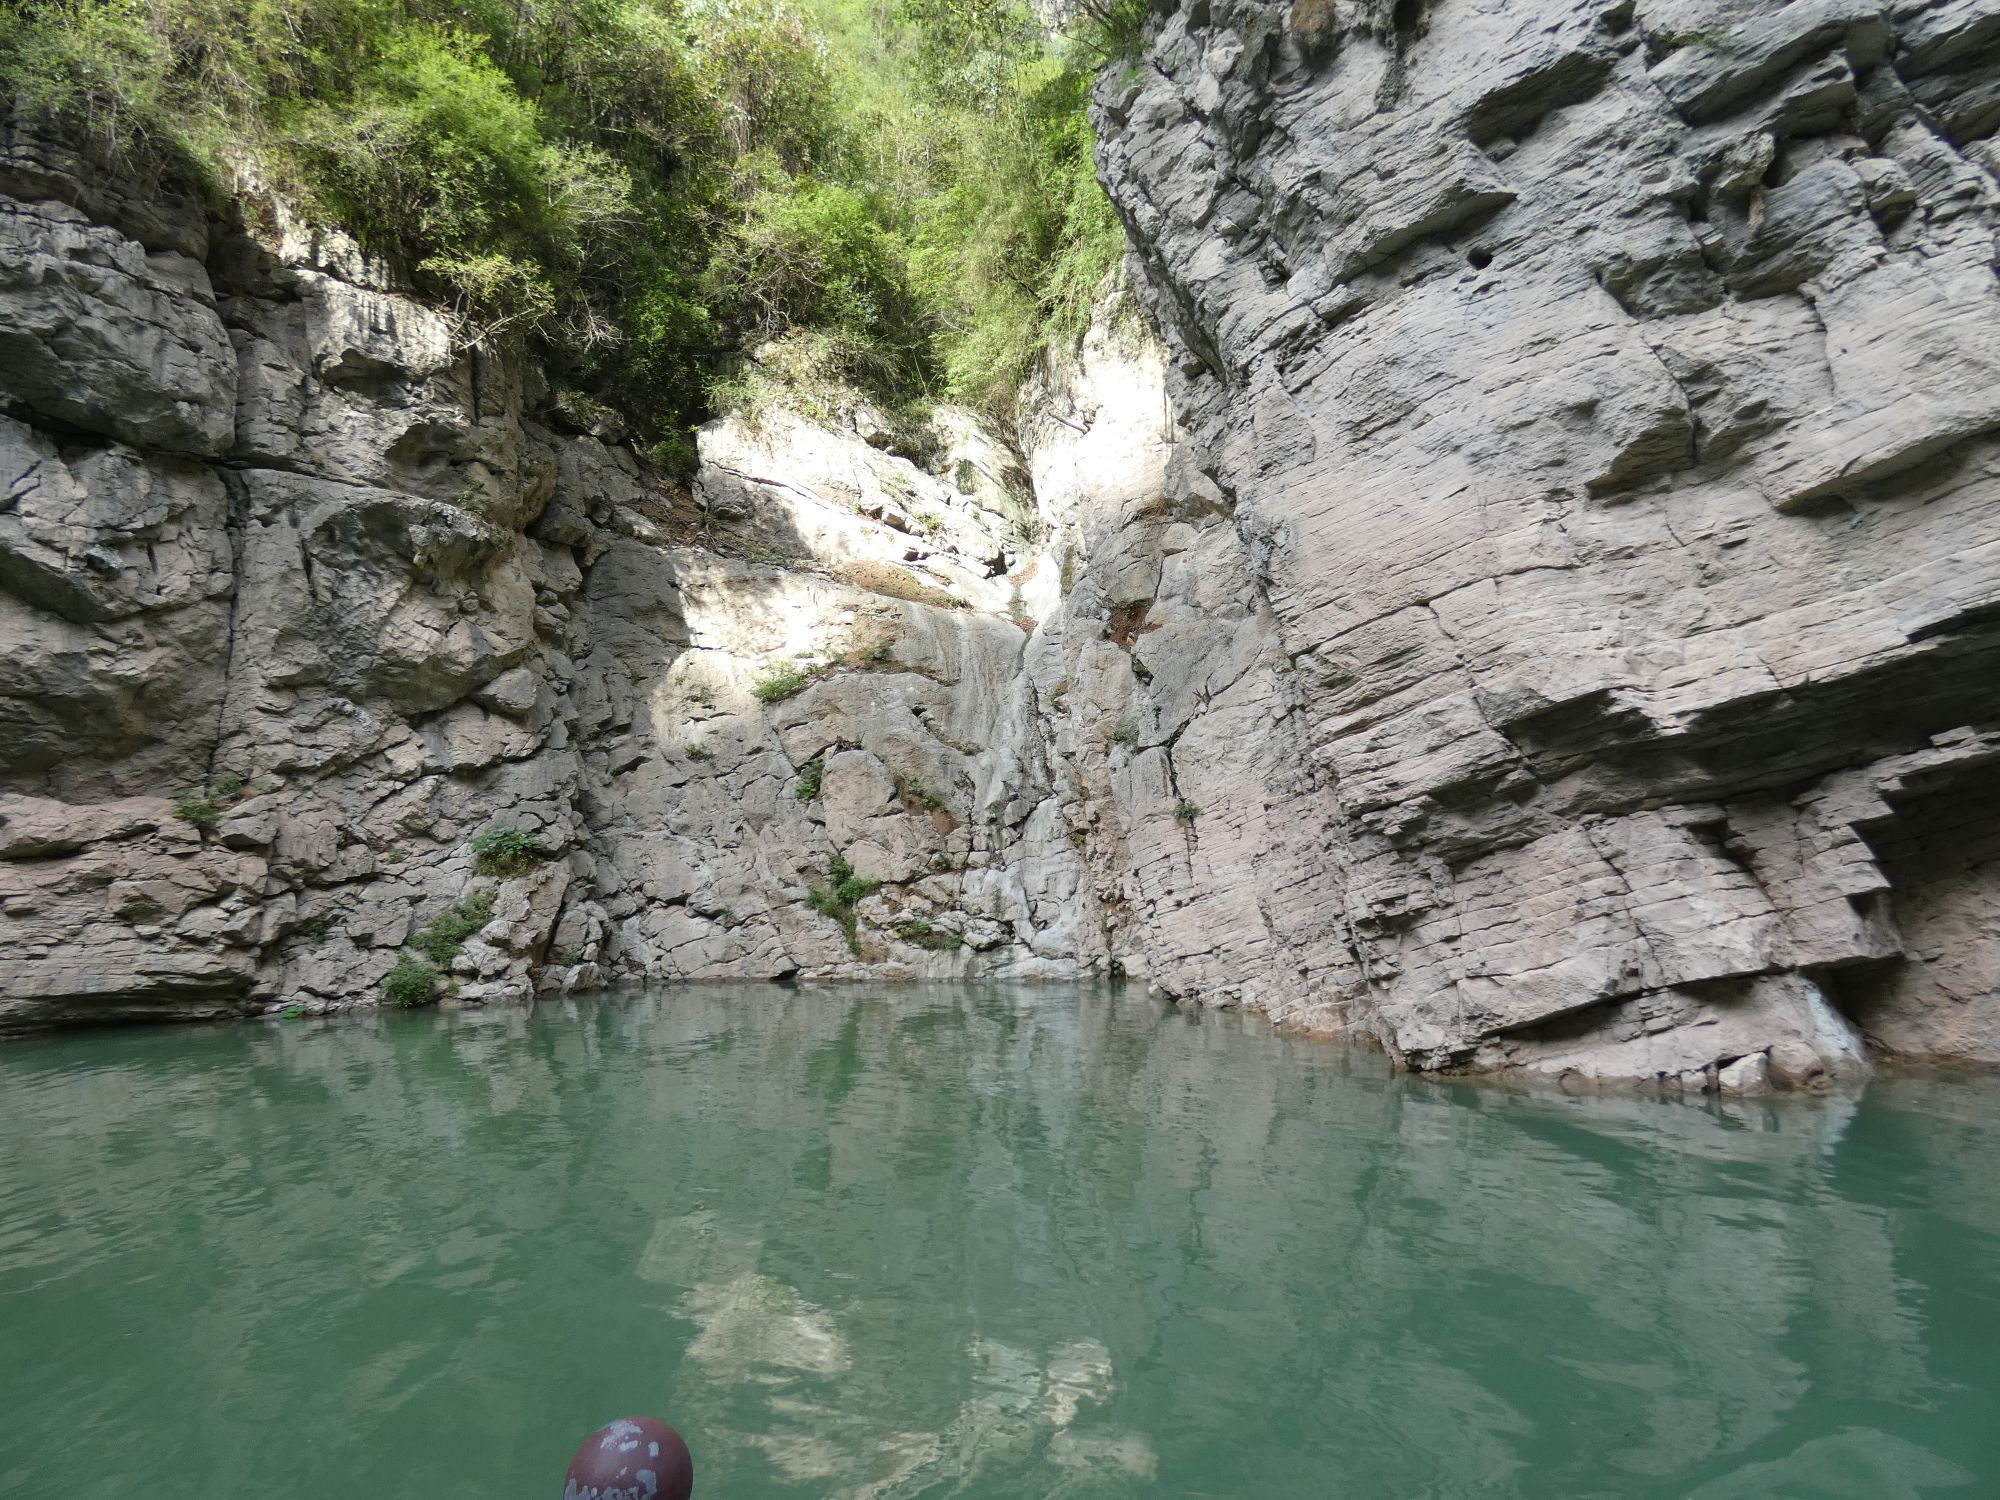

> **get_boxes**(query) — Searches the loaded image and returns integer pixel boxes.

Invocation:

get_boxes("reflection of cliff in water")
[1,983,1995,1497]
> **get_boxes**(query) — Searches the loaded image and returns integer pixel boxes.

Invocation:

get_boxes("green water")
[2,984,1998,1498]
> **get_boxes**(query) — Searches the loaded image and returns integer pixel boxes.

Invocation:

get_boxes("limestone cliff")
[0,114,1132,1025]
[1087,0,2000,1085]
[6,0,2000,1096]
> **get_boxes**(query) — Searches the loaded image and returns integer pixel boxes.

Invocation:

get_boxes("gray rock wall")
[0,118,1116,1029]
[10,0,2000,1099]
[1087,0,2000,1084]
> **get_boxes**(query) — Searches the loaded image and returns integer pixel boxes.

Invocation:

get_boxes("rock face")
[7,0,2000,1097]
[0,114,1121,1030]
[1084,0,2000,1084]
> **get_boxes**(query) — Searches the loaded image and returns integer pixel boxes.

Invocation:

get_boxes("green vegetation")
[752,659,825,704]
[1652,27,1740,53]
[1130,657,1153,685]
[170,774,251,831]
[900,777,945,811]
[383,952,439,1008]
[684,743,715,761]
[170,789,222,832]
[1173,798,1200,824]
[1112,720,1138,749]
[413,892,495,965]
[0,0,1140,461]
[795,758,825,801]
[893,916,963,950]
[806,853,880,953]
[470,825,543,877]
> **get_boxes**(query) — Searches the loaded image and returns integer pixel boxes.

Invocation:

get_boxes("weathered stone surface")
[1084,0,2000,1084]
[9,7,2000,1098]
[0,196,234,454]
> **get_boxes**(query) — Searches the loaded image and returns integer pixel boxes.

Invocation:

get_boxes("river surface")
[2,982,1997,1498]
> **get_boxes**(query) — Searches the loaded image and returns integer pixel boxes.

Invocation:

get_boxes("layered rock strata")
[8,0,2000,1096]
[0,118,1120,1027]
[1087,0,2000,1082]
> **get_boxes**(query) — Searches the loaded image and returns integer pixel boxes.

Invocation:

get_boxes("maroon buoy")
[563,1416,693,1500]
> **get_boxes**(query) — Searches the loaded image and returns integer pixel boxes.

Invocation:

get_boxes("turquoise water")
[2,982,1997,1498]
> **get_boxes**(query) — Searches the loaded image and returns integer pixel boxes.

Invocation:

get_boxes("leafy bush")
[171,789,221,831]
[753,659,826,703]
[796,758,825,801]
[707,177,929,383]
[471,826,543,877]
[806,853,881,954]
[1173,798,1200,823]
[413,893,495,966]
[893,917,963,950]
[0,0,1132,443]
[1112,720,1139,749]
[383,953,439,1008]
[170,773,252,831]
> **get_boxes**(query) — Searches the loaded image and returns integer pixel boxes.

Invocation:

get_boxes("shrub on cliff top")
[0,0,1132,441]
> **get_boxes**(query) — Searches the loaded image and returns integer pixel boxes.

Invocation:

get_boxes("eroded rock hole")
[1468,247,1494,270]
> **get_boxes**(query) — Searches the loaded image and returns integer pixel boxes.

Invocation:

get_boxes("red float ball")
[562,1416,694,1500]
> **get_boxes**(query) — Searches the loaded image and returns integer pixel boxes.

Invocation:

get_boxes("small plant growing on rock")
[172,790,222,831]
[901,778,945,811]
[914,509,944,534]
[685,743,715,762]
[413,893,495,966]
[471,825,544,877]
[1651,26,1738,52]
[1173,798,1201,823]
[753,660,820,703]
[1131,657,1153,685]
[796,758,824,801]
[383,954,438,1009]
[297,914,336,942]
[806,854,880,955]
[171,773,254,831]
[893,917,963,950]
[1112,720,1139,749]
